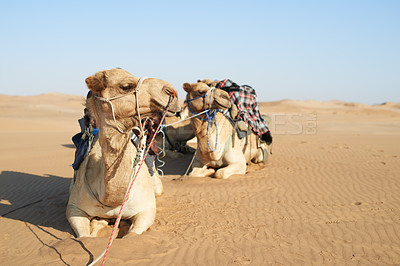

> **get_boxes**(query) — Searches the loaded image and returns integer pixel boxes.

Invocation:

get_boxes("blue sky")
[0,0,399,104]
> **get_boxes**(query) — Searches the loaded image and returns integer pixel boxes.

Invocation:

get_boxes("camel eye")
[120,85,134,91]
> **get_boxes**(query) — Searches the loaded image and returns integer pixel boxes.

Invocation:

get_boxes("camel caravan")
[67,68,272,238]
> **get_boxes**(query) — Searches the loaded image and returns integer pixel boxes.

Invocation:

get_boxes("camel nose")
[169,97,181,113]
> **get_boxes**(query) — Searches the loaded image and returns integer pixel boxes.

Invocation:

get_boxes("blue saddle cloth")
[71,117,98,171]
[71,118,155,175]
[72,131,98,171]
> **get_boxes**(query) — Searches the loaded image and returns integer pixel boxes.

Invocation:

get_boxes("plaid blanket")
[216,79,270,137]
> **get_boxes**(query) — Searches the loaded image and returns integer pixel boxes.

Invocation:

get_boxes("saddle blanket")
[216,79,270,136]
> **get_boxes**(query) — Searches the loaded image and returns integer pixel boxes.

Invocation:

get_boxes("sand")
[1,93,399,265]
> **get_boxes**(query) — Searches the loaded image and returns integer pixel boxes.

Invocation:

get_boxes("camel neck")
[192,112,232,160]
[97,120,137,205]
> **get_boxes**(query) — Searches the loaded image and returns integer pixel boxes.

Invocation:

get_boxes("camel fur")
[183,81,268,179]
[66,68,180,237]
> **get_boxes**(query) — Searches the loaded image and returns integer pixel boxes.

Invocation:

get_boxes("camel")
[156,103,196,158]
[67,68,180,238]
[183,81,268,179]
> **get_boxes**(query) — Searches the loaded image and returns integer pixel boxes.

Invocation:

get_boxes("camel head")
[85,68,180,130]
[183,81,231,114]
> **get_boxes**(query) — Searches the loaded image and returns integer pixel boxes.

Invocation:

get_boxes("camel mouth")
[165,109,178,117]
[164,102,181,117]
[214,98,231,109]
[163,104,181,117]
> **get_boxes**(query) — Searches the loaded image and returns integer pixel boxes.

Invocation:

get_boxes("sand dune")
[1,94,400,265]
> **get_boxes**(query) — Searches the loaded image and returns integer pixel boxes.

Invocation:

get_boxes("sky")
[0,0,399,104]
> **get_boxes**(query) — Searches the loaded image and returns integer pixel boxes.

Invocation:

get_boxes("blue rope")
[206,110,218,151]
[186,94,209,121]
[185,89,218,151]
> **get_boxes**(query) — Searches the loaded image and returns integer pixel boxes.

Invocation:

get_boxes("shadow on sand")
[0,171,97,265]
[0,171,71,233]
[61,144,76,149]
[0,152,194,265]
[156,152,194,176]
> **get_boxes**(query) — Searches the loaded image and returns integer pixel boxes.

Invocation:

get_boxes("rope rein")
[161,109,208,128]
[94,77,147,135]
[185,88,219,152]
[89,79,173,266]
[99,107,170,266]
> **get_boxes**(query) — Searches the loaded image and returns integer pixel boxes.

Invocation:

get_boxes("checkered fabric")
[216,79,270,136]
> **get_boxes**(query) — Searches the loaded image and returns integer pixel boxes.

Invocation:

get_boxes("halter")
[94,77,147,135]
[185,87,219,151]
[185,87,216,121]
[88,79,176,266]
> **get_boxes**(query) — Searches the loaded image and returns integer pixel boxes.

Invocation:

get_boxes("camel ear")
[85,71,106,93]
[183,83,192,93]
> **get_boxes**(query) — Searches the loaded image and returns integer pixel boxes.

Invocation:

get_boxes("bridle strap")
[185,87,216,121]
[94,77,147,102]
[185,87,219,151]
[94,77,147,134]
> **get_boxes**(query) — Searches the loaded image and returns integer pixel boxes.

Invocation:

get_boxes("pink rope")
[100,104,171,265]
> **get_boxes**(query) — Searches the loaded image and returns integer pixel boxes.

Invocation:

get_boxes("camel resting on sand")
[67,68,180,237]
[183,81,268,179]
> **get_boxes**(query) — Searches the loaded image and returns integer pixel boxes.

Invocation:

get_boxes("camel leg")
[90,219,109,237]
[214,161,246,179]
[215,150,247,179]
[126,208,156,236]
[187,154,215,177]
[151,171,164,196]
[66,205,91,237]
[189,161,215,177]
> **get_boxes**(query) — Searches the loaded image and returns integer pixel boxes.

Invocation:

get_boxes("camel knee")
[128,209,156,235]
[189,167,215,177]
[67,205,91,238]
[215,163,246,179]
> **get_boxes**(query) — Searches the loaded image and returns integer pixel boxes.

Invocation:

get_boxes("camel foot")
[151,173,164,196]
[90,218,109,237]
[67,205,92,238]
[188,167,215,178]
[215,164,246,179]
[128,208,156,235]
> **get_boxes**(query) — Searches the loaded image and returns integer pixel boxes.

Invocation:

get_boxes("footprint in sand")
[234,256,251,265]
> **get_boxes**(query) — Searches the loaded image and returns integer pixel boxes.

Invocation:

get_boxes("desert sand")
[1,93,400,265]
